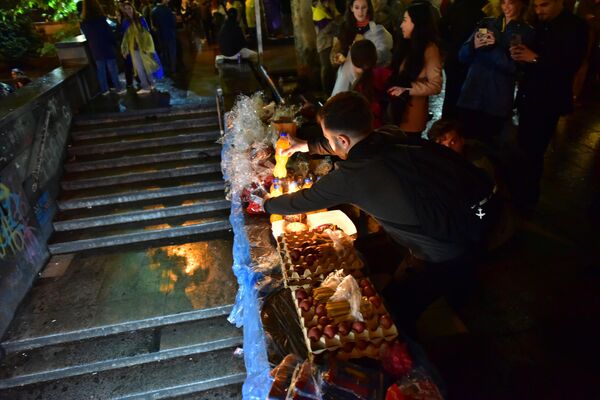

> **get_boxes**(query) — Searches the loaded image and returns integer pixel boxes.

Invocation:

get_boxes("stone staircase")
[48,104,231,255]
[0,102,245,399]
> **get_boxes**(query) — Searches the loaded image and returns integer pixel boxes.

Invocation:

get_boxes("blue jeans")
[96,59,123,93]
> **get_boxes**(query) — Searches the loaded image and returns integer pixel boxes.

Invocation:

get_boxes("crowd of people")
[312,0,590,212]
[263,0,593,333]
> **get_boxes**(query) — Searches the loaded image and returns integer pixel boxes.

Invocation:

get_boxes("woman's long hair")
[391,2,439,85]
[121,1,142,26]
[338,0,375,56]
[351,39,377,101]
[81,0,105,21]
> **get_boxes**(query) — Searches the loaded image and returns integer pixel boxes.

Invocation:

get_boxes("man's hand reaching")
[281,136,309,157]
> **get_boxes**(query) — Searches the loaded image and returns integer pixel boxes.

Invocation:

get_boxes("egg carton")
[276,231,364,287]
[291,282,398,358]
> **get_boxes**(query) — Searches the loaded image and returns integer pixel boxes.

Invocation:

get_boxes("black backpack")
[379,132,499,244]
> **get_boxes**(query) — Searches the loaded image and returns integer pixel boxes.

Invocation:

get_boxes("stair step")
[57,189,225,221]
[120,374,244,400]
[72,103,217,127]
[61,163,222,191]
[53,198,230,231]
[62,156,220,182]
[0,317,242,389]
[64,147,221,172]
[57,181,225,211]
[48,216,231,254]
[1,303,234,354]
[67,131,221,156]
[71,115,219,141]
[0,346,245,400]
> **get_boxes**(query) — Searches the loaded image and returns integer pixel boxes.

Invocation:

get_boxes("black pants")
[516,105,561,207]
[458,107,507,143]
[381,251,476,337]
[442,62,468,119]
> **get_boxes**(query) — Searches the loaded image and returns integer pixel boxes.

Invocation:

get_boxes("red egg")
[337,321,351,336]
[318,316,330,326]
[315,303,327,317]
[352,321,366,334]
[308,326,322,342]
[380,315,393,329]
[362,285,376,297]
[299,299,313,312]
[323,324,338,339]
[368,296,382,308]
[295,288,308,301]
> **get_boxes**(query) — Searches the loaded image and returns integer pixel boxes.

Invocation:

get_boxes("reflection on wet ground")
[5,237,236,341]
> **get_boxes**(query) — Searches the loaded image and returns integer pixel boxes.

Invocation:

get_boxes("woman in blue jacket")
[80,0,125,95]
[457,0,534,142]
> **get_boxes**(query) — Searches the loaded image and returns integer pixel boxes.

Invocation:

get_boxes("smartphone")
[510,34,522,47]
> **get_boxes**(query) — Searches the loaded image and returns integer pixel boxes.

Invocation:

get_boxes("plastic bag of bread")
[268,354,303,400]
[328,275,364,322]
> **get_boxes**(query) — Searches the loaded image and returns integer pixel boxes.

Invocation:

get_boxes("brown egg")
[368,296,381,308]
[359,279,371,288]
[380,315,393,329]
[323,324,338,339]
[352,321,366,334]
[289,249,301,262]
[362,285,376,297]
[308,326,322,341]
[304,253,317,266]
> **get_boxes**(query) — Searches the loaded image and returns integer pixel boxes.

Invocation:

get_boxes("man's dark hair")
[427,118,463,142]
[318,91,373,138]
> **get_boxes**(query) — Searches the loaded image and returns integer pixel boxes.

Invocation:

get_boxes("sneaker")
[116,88,127,95]
[137,88,151,95]
[101,90,110,96]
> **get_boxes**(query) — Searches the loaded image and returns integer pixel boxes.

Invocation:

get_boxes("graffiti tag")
[0,183,39,263]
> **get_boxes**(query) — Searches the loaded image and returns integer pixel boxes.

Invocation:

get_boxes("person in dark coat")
[152,0,178,74]
[438,0,487,118]
[510,0,588,210]
[80,0,125,94]
[456,0,534,143]
[217,8,257,60]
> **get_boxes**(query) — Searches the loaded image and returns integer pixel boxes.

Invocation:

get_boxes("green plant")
[0,11,42,61]
[1,0,79,22]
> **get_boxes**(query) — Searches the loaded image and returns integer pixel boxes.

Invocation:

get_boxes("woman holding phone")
[387,2,442,136]
[456,0,534,142]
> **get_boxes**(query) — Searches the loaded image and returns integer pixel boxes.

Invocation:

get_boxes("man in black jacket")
[510,0,588,209]
[264,92,491,331]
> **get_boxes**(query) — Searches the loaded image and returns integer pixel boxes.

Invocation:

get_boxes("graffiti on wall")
[0,182,40,264]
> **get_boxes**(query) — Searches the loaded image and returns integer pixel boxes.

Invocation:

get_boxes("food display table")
[221,95,445,400]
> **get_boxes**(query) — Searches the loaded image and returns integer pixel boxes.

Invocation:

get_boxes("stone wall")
[0,65,95,337]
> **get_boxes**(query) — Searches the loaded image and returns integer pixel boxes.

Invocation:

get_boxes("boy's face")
[437,130,465,154]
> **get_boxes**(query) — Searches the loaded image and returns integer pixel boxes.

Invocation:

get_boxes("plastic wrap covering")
[261,288,309,363]
[223,129,273,398]
[220,93,277,201]
[227,194,273,399]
